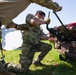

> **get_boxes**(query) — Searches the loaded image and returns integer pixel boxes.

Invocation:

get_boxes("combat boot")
[32,57,44,66]
[0,61,16,75]
[32,60,44,66]
[31,0,62,12]
[6,62,28,74]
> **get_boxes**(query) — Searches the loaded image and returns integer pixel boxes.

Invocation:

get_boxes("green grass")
[0,41,76,75]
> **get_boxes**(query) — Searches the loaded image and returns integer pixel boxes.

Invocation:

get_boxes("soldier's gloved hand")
[53,2,62,12]
[45,18,51,24]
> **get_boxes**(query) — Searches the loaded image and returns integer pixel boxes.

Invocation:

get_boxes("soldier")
[0,0,62,74]
[5,10,52,74]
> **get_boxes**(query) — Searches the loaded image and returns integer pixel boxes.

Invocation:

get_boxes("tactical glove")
[45,18,51,24]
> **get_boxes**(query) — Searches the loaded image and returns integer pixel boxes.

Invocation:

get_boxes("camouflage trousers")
[1,25,52,74]
[6,41,52,74]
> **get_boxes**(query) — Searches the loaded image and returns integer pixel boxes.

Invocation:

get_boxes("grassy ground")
[0,41,76,75]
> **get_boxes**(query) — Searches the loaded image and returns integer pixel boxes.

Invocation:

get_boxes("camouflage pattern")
[0,0,61,73]
[19,32,52,72]
[37,0,52,4]
[19,13,52,72]
[31,0,61,12]
[6,26,52,74]
[6,14,52,74]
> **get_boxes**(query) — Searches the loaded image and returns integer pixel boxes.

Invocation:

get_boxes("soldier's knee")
[48,44,52,50]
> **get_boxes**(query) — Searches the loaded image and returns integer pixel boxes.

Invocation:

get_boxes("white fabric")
[1,25,23,50]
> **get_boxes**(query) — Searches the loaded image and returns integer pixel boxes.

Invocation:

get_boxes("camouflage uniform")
[0,0,61,73]
[19,13,52,72]
[6,14,52,74]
